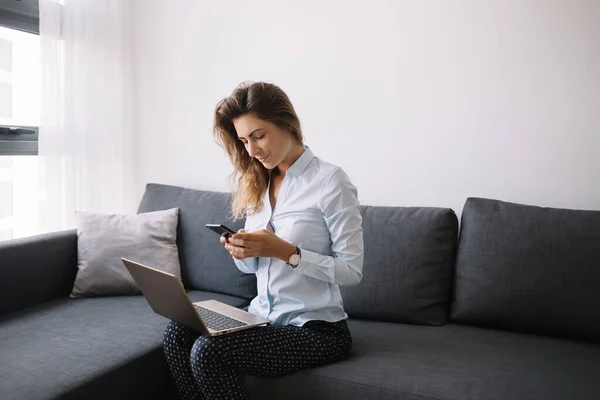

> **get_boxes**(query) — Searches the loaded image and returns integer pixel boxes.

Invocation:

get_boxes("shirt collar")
[285,146,314,177]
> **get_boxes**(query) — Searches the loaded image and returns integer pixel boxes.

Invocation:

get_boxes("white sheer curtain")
[38,0,138,234]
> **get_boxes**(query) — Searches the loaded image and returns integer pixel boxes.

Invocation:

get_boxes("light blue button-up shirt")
[233,146,364,326]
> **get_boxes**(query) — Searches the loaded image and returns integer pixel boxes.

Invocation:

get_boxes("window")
[0,8,41,240]
[0,25,40,154]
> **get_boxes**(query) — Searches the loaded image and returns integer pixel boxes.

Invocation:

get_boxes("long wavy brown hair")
[213,81,304,220]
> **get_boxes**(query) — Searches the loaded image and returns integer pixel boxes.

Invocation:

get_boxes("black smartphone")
[205,224,236,238]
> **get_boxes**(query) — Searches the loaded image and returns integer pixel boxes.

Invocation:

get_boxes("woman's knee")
[163,320,196,347]
[163,320,180,343]
[190,336,229,374]
[191,336,216,363]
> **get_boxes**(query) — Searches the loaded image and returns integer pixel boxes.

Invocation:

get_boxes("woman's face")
[233,114,294,170]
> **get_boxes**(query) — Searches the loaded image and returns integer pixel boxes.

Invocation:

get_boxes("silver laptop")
[121,258,271,336]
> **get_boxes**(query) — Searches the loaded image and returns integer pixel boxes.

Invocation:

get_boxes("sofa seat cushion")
[243,319,600,400]
[0,291,249,400]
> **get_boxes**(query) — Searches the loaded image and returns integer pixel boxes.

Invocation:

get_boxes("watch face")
[290,254,301,265]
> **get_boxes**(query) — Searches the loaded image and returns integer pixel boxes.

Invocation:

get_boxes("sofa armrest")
[0,229,78,317]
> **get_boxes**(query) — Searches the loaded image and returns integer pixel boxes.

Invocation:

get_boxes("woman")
[163,81,364,400]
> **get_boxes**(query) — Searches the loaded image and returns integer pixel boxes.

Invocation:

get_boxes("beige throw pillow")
[70,208,180,298]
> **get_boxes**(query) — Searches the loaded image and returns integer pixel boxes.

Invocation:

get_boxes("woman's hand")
[222,229,295,261]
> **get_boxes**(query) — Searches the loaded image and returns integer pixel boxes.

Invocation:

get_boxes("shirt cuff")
[234,257,258,274]
[291,248,320,274]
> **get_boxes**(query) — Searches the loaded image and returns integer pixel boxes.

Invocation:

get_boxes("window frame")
[0,125,38,155]
[0,0,39,35]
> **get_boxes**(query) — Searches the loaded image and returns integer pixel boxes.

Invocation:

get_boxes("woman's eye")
[256,135,265,140]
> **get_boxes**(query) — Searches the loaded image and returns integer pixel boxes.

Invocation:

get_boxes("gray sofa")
[1,183,599,400]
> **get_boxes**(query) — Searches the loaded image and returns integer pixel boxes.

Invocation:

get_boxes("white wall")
[132,0,600,216]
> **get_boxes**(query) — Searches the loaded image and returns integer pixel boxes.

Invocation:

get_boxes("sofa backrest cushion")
[340,205,459,325]
[137,183,256,300]
[451,197,600,343]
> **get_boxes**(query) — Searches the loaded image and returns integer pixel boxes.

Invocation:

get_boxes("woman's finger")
[231,247,244,259]
[231,233,252,242]
[229,237,249,247]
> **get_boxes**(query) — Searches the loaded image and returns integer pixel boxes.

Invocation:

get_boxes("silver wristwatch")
[288,246,301,268]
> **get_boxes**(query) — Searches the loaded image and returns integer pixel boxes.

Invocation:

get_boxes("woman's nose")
[247,142,259,158]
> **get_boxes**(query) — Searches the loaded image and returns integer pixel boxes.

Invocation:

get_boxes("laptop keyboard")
[194,305,247,331]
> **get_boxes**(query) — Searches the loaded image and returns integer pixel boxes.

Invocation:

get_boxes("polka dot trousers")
[162,318,352,400]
